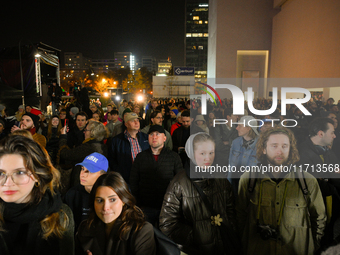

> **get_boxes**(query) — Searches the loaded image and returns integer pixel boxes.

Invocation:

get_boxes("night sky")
[2,0,185,66]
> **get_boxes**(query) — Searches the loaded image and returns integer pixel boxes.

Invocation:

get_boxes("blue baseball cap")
[76,152,108,173]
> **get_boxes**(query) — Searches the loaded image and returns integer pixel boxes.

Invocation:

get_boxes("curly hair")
[0,136,69,239]
[256,126,300,165]
[87,172,145,240]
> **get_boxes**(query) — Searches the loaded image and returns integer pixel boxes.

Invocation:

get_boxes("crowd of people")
[0,87,340,254]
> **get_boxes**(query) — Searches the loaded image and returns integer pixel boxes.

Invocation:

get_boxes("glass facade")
[185,1,208,82]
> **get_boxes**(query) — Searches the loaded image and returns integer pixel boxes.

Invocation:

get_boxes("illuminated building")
[185,0,209,82]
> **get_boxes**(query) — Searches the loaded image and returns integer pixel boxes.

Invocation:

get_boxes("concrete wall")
[270,0,340,78]
[208,0,274,79]
[152,76,195,98]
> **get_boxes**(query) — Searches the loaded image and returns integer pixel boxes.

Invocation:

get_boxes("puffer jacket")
[159,162,237,255]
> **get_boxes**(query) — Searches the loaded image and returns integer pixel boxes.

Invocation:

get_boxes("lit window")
[192,46,196,49]
[193,16,199,20]
[205,21,208,24]
[121,66,124,68]
[186,33,192,37]
[192,33,198,37]
[204,33,209,37]
[198,20,202,24]
[198,33,203,37]
[69,58,71,61]
[198,46,203,50]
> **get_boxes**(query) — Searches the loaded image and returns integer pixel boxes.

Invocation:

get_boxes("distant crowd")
[1,83,340,255]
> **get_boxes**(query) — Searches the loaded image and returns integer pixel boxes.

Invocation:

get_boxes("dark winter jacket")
[109,131,149,183]
[64,184,90,234]
[0,192,74,255]
[159,163,237,255]
[59,135,107,187]
[76,218,156,255]
[298,137,340,249]
[129,147,183,209]
[43,127,60,164]
[47,84,63,103]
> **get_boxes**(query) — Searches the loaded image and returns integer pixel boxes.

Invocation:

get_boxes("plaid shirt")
[124,130,142,162]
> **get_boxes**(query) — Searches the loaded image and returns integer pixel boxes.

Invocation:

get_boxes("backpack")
[247,168,310,203]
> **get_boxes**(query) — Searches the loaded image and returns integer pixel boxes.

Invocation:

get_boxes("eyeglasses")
[0,170,32,186]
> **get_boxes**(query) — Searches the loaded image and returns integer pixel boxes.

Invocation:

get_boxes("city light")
[104,92,109,97]
[102,78,106,83]
[115,95,120,101]
[35,54,41,58]
[137,95,143,102]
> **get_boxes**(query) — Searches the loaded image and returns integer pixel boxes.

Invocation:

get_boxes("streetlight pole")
[18,41,25,106]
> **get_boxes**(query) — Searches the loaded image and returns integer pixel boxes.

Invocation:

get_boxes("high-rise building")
[185,1,209,82]
[64,52,91,69]
[142,56,157,73]
[91,59,115,73]
[114,52,134,70]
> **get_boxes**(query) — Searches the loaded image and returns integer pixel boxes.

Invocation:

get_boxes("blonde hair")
[87,120,108,141]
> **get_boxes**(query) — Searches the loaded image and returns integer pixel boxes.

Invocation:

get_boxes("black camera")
[257,224,278,240]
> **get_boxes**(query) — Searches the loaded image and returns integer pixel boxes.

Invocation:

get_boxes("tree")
[123,68,152,94]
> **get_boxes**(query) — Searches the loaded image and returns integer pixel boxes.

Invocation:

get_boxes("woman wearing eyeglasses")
[0,135,74,255]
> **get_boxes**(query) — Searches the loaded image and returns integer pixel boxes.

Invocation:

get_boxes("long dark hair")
[0,135,68,239]
[88,172,145,240]
[46,115,62,141]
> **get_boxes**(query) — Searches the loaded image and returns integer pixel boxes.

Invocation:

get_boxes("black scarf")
[242,138,255,149]
[1,190,62,255]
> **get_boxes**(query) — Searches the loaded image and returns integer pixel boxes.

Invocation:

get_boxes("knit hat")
[122,108,132,117]
[239,116,259,136]
[22,112,40,129]
[70,107,79,115]
[171,109,179,116]
[30,108,42,116]
[76,152,108,173]
[18,105,25,110]
[185,132,207,165]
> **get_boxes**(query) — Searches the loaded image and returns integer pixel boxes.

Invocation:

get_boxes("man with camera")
[236,126,326,255]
